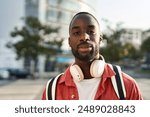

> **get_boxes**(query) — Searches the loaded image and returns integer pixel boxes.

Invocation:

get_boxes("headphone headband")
[70,55,105,82]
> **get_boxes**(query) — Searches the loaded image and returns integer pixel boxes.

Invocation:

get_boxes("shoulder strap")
[45,65,126,100]
[46,73,63,100]
[111,65,126,100]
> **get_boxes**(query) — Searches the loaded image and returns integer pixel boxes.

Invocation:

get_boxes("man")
[42,12,143,100]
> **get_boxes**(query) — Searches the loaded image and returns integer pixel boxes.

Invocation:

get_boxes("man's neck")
[74,58,93,79]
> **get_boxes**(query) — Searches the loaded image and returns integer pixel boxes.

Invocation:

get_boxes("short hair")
[69,12,103,40]
[69,12,100,29]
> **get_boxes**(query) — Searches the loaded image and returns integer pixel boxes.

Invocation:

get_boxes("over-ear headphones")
[70,55,105,82]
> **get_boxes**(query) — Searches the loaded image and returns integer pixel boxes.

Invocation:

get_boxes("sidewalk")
[0,78,49,100]
[0,77,149,100]
[135,78,150,100]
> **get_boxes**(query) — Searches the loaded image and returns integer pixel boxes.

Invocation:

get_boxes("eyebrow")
[71,26,80,30]
[88,25,95,29]
[71,25,95,30]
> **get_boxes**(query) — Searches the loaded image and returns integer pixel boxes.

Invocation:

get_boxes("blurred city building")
[0,0,98,77]
[24,0,98,76]
[142,29,150,41]
[120,28,142,50]
[25,0,97,50]
[1,0,149,77]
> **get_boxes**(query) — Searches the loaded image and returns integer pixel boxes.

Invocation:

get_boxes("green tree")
[7,17,64,78]
[101,25,124,62]
[120,43,140,60]
[141,36,150,64]
[141,36,150,53]
[101,19,141,63]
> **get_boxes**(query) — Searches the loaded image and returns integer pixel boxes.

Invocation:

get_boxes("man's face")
[69,14,101,62]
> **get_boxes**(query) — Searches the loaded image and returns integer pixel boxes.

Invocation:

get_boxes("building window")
[58,11,72,24]
[48,0,58,6]
[26,0,38,5]
[60,0,80,11]
[47,9,58,22]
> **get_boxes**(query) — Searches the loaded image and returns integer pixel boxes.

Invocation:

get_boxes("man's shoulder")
[105,63,137,84]
[121,71,138,87]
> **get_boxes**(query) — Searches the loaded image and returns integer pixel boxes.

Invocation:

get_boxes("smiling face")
[69,13,102,62]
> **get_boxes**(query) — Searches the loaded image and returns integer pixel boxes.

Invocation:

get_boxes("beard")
[71,44,99,62]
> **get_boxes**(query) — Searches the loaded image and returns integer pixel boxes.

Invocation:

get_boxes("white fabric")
[74,77,101,100]
[108,64,126,99]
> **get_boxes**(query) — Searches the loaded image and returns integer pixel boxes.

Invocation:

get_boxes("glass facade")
[25,0,97,39]
[45,0,97,41]
[25,0,98,72]
[25,0,39,17]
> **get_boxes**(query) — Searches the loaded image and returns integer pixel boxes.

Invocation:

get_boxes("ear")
[100,32,103,40]
[68,37,71,47]
[99,35,103,44]
[98,38,101,44]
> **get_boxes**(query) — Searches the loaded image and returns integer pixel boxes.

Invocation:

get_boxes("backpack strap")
[46,65,126,100]
[110,65,126,100]
[46,73,63,100]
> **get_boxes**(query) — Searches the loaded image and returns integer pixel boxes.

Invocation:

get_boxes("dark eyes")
[73,31,81,36]
[88,30,96,35]
[72,30,96,36]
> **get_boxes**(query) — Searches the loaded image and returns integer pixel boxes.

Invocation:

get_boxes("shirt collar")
[58,63,116,86]
[58,67,75,86]
[102,63,116,79]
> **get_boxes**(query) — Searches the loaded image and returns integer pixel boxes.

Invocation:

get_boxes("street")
[0,69,149,100]
[123,68,150,99]
[0,78,48,100]
[135,78,150,99]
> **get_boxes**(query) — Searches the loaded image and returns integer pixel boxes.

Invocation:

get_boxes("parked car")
[7,68,31,79]
[0,68,10,80]
[141,63,150,70]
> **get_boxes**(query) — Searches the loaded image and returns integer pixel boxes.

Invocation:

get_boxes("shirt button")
[71,94,75,99]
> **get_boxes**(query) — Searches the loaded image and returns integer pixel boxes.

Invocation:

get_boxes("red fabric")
[42,64,143,100]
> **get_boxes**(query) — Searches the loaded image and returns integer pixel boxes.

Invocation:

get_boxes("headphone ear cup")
[90,60,105,77]
[70,65,84,82]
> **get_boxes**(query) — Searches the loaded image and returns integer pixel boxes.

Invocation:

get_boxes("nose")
[80,32,90,41]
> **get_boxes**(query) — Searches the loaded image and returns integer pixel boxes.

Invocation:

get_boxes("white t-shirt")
[73,78,101,100]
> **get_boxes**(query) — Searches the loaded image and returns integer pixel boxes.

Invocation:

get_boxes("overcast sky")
[96,0,150,30]
[0,0,150,38]
[0,0,24,38]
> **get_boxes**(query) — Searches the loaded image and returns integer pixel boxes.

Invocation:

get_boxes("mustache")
[77,42,93,48]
